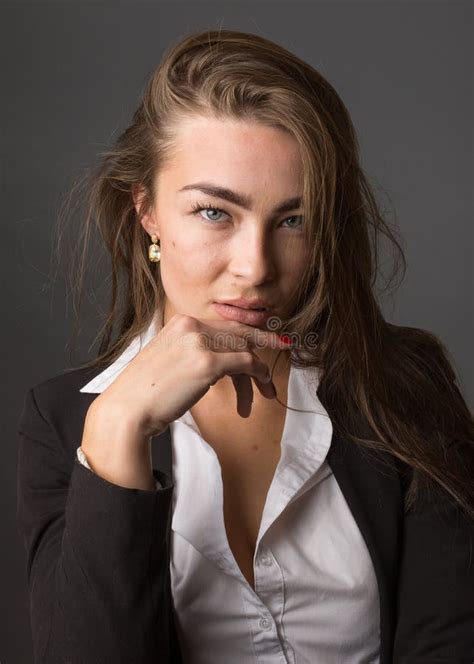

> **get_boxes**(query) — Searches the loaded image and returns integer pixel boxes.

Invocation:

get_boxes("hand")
[92,313,290,437]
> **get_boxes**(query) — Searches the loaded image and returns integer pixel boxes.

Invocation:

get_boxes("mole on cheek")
[252,444,259,451]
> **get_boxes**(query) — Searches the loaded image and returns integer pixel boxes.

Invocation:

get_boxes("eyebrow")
[178,182,302,215]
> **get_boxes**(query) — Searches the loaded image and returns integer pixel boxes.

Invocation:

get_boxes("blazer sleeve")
[76,445,163,490]
[392,467,474,663]
[16,386,175,664]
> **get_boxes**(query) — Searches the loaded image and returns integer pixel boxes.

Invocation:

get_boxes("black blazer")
[16,365,474,663]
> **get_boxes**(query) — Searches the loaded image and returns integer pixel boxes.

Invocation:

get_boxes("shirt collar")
[79,310,161,393]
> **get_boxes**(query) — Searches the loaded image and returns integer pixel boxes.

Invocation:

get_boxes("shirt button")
[259,617,272,630]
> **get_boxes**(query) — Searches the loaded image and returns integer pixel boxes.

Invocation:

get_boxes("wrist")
[86,397,149,440]
[82,399,150,460]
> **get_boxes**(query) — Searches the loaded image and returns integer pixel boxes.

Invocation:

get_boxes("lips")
[216,297,272,310]
[212,302,272,326]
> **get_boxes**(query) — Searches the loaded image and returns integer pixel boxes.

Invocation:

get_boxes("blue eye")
[190,202,226,223]
[190,201,303,229]
[282,216,303,229]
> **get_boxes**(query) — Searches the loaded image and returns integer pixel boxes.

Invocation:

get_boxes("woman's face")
[139,115,310,333]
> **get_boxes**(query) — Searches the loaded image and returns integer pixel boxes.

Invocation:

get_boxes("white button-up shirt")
[79,314,380,663]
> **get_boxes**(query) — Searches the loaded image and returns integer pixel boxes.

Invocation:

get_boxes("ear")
[132,184,160,240]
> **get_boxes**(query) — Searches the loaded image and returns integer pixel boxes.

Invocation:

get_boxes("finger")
[232,370,276,415]
[199,319,288,351]
[253,374,277,400]
[211,348,276,414]
[241,348,277,400]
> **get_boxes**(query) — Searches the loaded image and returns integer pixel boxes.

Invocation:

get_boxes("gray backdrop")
[2,1,472,662]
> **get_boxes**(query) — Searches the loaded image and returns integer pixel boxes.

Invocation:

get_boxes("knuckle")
[191,330,211,350]
[242,350,255,366]
[196,330,212,350]
[176,313,198,332]
[196,350,214,378]
[170,312,184,324]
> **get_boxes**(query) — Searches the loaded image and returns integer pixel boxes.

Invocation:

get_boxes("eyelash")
[190,201,304,230]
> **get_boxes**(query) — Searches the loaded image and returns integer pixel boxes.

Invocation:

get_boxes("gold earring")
[148,234,161,262]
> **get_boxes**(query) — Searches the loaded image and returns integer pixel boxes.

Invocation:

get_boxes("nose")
[228,226,277,284]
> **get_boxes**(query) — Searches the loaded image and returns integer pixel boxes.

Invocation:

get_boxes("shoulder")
[28,364,101,403]
[18,365,105,458]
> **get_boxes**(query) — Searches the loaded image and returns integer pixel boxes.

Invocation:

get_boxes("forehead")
[157,116,304,196]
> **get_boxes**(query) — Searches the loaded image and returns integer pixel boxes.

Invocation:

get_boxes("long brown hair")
[51,28,474,520]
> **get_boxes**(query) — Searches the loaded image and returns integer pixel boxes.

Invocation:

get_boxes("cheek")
[282,242,310,276]
[160,237,222,289]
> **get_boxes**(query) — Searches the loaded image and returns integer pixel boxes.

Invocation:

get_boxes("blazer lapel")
[327,431,403,664]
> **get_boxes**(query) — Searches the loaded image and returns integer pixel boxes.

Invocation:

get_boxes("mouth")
[233,305,266,311]
[212,302,272,325]
[216,298,273,311]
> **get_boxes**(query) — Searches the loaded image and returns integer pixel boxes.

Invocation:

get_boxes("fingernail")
[278,334,293,345]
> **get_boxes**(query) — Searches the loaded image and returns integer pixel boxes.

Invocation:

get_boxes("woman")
[16,28,474,663]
